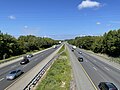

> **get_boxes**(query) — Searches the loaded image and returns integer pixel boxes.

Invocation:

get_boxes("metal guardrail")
[24,51,64,90]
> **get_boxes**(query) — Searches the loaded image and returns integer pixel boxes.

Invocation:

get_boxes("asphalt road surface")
[68,44,120,90]
[0,46,60,90]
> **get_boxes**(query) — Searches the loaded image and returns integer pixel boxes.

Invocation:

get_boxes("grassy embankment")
[85,49,120,64]
[36,45,72,90]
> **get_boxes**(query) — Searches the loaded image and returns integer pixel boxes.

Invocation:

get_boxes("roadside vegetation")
[57,44,65,54]
[36,45,72,90]
[0,31,58,60]
[68,29,120,63]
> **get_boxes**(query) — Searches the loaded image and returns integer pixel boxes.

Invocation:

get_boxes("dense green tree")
[0,32,57,60]
[68,29,120,57]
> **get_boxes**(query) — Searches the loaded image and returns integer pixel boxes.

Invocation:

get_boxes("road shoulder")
[67,45,96,90]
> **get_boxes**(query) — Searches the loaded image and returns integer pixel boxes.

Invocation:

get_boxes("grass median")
[36,46,72,90]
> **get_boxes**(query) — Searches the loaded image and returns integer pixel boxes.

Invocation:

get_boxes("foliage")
[36,50,71,90]
[68,29,120,57]
[0,31,57,60]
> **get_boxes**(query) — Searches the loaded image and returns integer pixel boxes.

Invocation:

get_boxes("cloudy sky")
[0,0,120,39]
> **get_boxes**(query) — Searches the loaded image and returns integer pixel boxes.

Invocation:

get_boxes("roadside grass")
[58,45,65,54]
[36,47,72,90]
[83,49,120,64]
[109,57,120,64]
[92,52,120,64]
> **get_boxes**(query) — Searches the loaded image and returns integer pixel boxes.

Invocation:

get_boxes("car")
[27,54,33,58]
[78,57,83,62]
[53,45,57,49]
[72,46,76,49]
[98,82,118,90]
[71,49,74,52]
[20,57,29,65]
[78,52,82,54]
[6,69,23,80]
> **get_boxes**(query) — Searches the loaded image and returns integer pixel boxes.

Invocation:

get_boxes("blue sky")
[0,0,120,40]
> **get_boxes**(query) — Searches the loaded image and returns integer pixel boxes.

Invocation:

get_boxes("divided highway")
[0,46,60,90]
[68,44,120,90]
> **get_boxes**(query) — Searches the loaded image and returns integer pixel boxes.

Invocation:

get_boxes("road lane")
[66,44,96,90]
[69,45,120,89]
[0,46,60,90]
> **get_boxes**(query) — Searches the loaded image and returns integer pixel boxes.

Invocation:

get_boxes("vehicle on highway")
[72,46,76,49]
[71,49,74,52]
[53,45,57,49]
[98,82,118,90]
[27,54,33,58]
[78,51,82,54]
[78,57,83,62]
[20,56,29,65]
[6,69,23,80]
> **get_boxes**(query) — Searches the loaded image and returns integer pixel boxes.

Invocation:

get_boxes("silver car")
[6,69,23,80]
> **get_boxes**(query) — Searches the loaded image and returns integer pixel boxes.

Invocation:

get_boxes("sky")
[0,0,120,40]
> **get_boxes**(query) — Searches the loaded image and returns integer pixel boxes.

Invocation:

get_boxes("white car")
[27,54,33,58]
[6,69,23,80]
[72,46,76,49]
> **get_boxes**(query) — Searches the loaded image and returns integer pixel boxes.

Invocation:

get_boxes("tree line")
[0,31,57,60]
[68,29,120,57]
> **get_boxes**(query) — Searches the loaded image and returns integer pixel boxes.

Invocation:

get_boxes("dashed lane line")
[93,67,97,71]
[104,67,110,71]
[0,78,4,82]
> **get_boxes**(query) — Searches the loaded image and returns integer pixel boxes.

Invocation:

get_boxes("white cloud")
[8,15,16,20]
[43,35,51,38]
[96,22,101,25]
[78,0,100,10]
[24,25,28,29]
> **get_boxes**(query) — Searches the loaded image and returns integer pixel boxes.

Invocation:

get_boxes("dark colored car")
[71,49,74,52]
[98,82,118,90]
[20,57,29,65]
[6,69,23,80]
[78,57,83,62]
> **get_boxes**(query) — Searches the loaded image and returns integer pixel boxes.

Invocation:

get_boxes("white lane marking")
[0,78,4,81]
[104,67,110,71]
[11,65,17,68]
[93,67,97,71]
[23,65,27,68]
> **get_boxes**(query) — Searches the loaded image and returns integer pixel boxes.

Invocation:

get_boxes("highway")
[0,46,60,90]
[68,44,120,90]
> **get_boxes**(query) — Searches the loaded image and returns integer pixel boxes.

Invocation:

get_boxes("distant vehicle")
[53,45,57,49]
[78,52,82,54]
[59,41,62,44]
[6,69,23,80]
[20,57,29,65]
[71,49,74,52]
[72,46,76,49]
[27,54,33,58]
[78,57,83,62]
[98,82,118,90]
